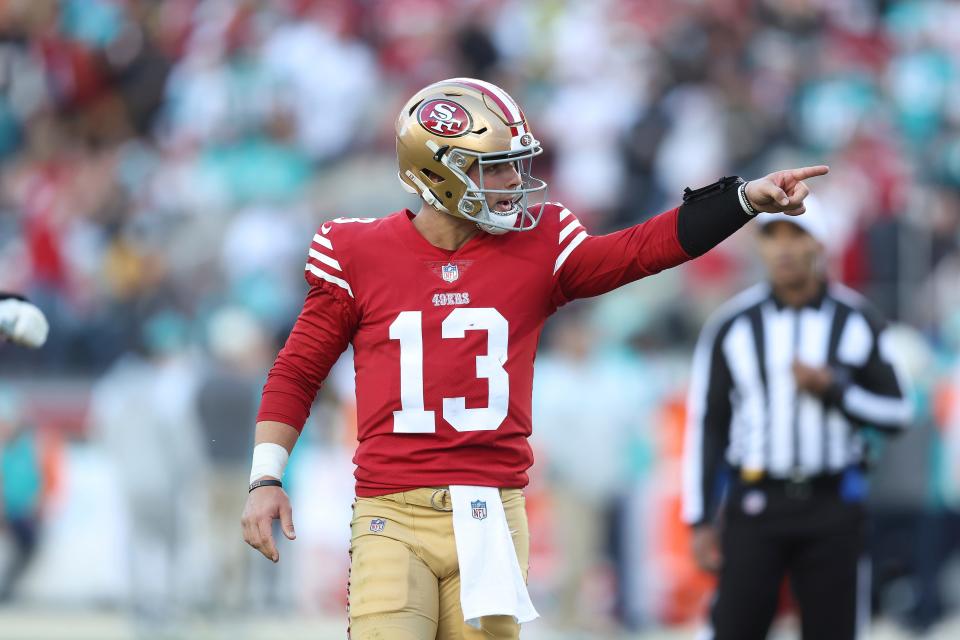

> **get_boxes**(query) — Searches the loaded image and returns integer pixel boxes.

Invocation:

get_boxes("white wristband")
[250,443,290,484]
[737,181,759,216]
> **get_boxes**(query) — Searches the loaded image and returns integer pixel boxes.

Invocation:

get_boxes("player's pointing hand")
[745,165,829,216]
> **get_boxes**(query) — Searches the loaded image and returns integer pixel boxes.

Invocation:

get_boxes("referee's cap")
[756,193,827,244]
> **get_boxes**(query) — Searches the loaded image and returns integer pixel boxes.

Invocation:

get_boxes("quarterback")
[241,77,827,639]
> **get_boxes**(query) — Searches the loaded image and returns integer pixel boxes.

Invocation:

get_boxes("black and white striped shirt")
[682,281,912,526]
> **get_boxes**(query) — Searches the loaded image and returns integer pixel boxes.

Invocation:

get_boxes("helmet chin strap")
[477,214,517,235]
[476,203,520,235]
[456,167,520,234]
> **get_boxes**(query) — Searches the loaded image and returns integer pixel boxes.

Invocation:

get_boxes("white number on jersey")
[389,308,509,433]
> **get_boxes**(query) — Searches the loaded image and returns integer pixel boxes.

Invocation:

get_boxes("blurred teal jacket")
[1,431,42,520]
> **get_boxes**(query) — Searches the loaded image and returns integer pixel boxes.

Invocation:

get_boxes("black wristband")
[676,176,754,257]
[249,479,283,493]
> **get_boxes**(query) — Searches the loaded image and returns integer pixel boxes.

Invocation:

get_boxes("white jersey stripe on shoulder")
[559,219,582,243]
[305,264,354,298]
[559,208,573,222]
[331,217,377,224]
[308,248,342,272]
[313,233,333,250]
[554,230,588,275]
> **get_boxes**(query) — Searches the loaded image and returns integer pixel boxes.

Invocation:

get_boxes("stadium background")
[1,0,960,638]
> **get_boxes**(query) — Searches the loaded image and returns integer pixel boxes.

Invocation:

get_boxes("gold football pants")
[348,487,530,639]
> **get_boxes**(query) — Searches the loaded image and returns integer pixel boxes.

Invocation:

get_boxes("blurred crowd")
[1,0,960,637]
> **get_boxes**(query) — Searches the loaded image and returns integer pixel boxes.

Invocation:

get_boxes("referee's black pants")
[710,476,866,640]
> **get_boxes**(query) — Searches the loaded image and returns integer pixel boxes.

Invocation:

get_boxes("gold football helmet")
[396,78,547,234]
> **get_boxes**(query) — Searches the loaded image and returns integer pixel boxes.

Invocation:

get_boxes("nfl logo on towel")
[471,500,487,521]
[369,518,385,533]
[442,263,459,283]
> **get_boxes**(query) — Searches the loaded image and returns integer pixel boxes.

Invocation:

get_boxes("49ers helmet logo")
[417,99,472,137]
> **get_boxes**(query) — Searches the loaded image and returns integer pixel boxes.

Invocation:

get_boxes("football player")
[241,77,828,639]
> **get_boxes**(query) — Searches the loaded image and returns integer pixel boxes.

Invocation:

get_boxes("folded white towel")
[448,485,539,629]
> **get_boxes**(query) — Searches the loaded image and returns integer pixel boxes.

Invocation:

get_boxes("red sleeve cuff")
[256,406,309,434]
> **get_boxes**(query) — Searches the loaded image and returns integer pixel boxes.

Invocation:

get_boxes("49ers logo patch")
[418,99,472,137]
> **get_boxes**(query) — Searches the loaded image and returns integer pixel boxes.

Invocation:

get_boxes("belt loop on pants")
[430,488,453,511]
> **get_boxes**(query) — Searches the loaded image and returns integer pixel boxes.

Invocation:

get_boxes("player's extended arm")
[241,280,359,562]
[555,166,828,302]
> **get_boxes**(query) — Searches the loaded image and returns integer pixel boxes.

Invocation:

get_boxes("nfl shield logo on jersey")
[471,500,487,521]
[441,263,459,283]
[369,518,386,533]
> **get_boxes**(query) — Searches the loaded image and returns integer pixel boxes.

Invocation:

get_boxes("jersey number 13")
[388,308,508,433]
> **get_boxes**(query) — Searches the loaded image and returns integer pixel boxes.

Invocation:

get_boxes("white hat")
[755,193,827,243]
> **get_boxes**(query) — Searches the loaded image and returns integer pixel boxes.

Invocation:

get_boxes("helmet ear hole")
[422,169,444,184]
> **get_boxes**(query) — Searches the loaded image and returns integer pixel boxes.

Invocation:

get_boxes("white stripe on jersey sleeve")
[844,386,913,425]
[308,248,342,272]
[554,231,588,275]
[559,218,582,243]
[553,206,588,275]
[306,230,353,296]
[313,233,333,250]
[305,263,354,298]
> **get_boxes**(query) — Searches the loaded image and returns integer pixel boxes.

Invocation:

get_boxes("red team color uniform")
[257,202,690,496]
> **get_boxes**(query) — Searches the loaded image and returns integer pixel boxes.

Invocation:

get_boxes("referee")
[682,198,912,640]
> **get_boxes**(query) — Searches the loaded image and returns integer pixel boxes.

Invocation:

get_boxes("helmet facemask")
[428,140,548,235]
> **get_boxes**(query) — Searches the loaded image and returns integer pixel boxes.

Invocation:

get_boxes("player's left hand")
[0,299,49,348]
[745,165,830,216]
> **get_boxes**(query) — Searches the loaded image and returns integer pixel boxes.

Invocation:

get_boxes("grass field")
[0,607,957,640]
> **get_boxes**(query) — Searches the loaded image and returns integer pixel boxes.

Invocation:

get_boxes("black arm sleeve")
[676,176,755,257]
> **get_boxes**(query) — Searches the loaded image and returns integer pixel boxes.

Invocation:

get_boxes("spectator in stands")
[0,387,44,602]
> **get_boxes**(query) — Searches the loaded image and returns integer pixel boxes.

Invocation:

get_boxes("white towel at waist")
[448,485,539,629]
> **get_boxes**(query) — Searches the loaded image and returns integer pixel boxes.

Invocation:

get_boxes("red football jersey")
[258,203,689,496]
